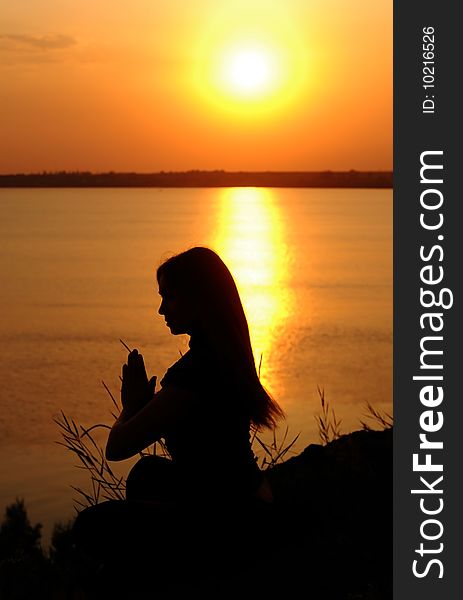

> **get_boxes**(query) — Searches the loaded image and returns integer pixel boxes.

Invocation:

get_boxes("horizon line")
[0,170,393,189]
[0,168,393,176]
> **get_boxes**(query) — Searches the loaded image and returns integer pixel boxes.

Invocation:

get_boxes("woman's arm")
[105,385,193,461]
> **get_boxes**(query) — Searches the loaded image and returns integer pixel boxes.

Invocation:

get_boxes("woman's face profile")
[157,274,193,335]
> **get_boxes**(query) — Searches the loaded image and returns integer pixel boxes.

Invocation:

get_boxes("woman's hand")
[121,349,156,417]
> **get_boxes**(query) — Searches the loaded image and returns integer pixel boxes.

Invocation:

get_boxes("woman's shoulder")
[160,346,224,392]
[160,351,193,388]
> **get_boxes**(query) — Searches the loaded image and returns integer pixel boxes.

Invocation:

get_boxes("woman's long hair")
[157,247,284,429]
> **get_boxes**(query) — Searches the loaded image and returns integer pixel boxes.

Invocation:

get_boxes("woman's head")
[156,247,284,428]
[157,247,246,339]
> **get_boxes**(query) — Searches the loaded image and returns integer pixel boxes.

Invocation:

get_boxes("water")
[0,186,392,543]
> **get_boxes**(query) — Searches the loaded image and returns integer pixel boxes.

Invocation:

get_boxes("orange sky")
[0,0,391,173]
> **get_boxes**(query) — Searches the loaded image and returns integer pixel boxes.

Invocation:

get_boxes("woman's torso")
[159,343,263,498]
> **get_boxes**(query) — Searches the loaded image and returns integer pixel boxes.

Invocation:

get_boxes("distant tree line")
[0,170,392,188]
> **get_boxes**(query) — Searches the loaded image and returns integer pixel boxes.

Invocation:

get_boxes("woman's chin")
[165,320,188,335]
[167,324,181,335]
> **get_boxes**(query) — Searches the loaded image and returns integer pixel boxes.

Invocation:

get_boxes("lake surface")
[0,187,392,543]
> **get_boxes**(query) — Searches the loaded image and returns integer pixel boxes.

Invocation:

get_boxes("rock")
[265,428,392,598]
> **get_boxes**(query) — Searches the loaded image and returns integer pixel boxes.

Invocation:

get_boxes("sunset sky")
[0,0,391,174]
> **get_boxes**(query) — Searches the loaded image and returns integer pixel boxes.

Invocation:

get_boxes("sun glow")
[192,16,309,118]
[223,46,276,97]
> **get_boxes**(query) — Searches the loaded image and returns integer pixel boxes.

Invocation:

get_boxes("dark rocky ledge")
[0,428,392,599]
[265,427,392,599]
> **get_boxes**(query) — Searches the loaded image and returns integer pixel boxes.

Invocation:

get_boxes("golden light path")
[211,188,293,391]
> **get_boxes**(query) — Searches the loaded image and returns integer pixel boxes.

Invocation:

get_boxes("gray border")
[394,2,462,596]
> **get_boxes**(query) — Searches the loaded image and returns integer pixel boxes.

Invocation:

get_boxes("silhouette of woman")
[110,246,283,503]
[73,247,283,590]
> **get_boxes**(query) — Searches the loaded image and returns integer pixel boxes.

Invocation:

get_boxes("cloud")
[0,34,77,51]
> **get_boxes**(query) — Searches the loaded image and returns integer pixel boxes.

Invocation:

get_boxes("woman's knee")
[126,455,178,501]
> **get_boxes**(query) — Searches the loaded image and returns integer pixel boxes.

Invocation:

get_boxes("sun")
[192,23,309,117]
[224,48,274,96]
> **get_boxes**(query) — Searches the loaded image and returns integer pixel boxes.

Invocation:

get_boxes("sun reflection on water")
[210,187,293,390]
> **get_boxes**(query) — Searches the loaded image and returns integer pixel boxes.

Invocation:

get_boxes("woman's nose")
[158,300,165,315]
